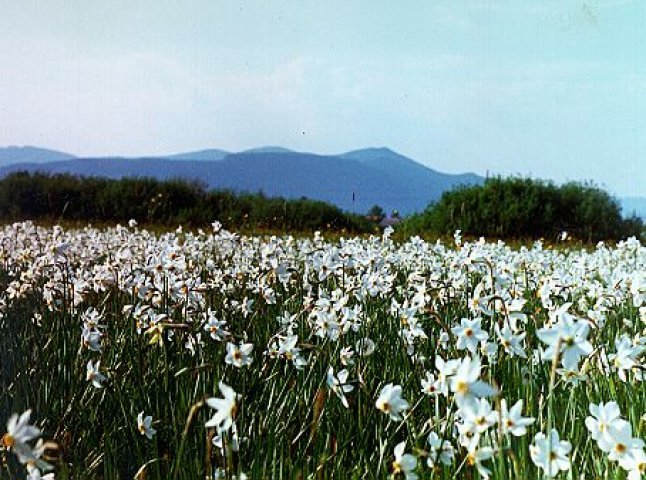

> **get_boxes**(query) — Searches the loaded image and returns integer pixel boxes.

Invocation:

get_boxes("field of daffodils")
[1,221,645,479]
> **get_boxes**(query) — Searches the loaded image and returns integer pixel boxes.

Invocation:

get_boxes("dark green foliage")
[0,172,372,233]
[398,177,644,242]
[366,205,385,221]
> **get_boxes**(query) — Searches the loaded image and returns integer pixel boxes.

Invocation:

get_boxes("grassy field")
[1,221,645,479]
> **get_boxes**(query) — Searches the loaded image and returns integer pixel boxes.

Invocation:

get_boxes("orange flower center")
[1,433,14,448]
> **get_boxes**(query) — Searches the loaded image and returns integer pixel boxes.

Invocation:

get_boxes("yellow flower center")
[455,381,468,395]
[465,328,474,337]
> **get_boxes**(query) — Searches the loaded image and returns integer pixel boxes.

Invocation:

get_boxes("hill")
[164,149,230,161]
[0,146,76,168]
[0,147,483,214]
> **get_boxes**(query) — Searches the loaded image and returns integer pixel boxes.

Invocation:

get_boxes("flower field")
[1,221,645,479]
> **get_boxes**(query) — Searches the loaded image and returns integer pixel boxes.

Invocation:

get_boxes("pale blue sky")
[0,1,644,195]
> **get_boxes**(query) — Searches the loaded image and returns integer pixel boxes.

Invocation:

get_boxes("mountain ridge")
[0,146,76,168]
[1,145,642,218]
[0,146,483,214]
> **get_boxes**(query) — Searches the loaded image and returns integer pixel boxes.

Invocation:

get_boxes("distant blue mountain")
[164,149,230,161]
[240,146,295,155]
[0,146,485,214]
[341,147,482,200]
[0,146,76,167]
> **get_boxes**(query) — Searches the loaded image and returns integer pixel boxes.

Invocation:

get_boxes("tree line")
[2,172,642,241]
[0,172,374,233]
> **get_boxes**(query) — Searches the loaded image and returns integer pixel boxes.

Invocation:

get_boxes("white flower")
[495,323,527,358]
[212,422,241,453]
[452,318,489,354]
[420,372,440,396]
[466,446,494,478]
[206,381,239,433]
[26,439,55,478]
[340,346,355,366]
[225,342,253,368]
[137,412,156,439]
[585,401,626,443]
[426,432,454,468]
[392,441,417,480]
[608,335,644,382]
[2,410,43,465]
[326,367,354,408]
[619,447,646,480]
[355,338,375,357]
[203,310,228,341]
[530,429,571,477]
[375,383,409,421]
[500,399,534,437]
[27,466,56,480]
[597,421,644,463]
[86,360,107,388]
[277,335,308,369]
[458,398,497,438]
[537,312,593,369]
[434,356,460,397]
[449,356,497,408]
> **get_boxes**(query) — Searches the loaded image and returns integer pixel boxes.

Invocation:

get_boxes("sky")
[0,0,644,196]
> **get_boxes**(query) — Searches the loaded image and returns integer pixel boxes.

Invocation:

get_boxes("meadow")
[0,221,645,479]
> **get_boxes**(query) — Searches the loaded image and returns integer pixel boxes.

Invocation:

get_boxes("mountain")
[620,197,646,220]
[0,146,76,167]
[164,149,230,161]
[342,147,482,202]
[241,146,295,155]
[0,147,484,214]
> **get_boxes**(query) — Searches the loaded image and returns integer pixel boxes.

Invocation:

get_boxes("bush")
[398,177,644,242]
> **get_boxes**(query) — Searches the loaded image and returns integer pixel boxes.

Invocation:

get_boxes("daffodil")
[86,360,106,388]
[530,429,571,478]
[2,410,47,468]
[225,342,253,368]
[206,381,239,433]
[137,412,156,440]
[392,441,417,479]
[326,366,353,408]
[375,383,409,421]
